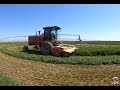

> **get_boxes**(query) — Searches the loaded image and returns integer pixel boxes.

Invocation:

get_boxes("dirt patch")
[0,52,120,86]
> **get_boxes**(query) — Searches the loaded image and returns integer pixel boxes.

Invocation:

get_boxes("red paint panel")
[52,46,63,56]
[28,35,44,45]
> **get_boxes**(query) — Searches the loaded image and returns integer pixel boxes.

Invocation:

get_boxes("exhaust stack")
[38,31,40,35]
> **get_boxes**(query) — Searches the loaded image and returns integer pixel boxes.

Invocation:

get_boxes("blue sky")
[0,4,120,41]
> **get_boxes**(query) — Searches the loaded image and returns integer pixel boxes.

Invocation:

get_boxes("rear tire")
[40,41,54,55]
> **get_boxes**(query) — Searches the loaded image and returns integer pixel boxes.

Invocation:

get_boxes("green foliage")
[1,46,120,65]
[0,42,27,46]
[1,41,120,65]
[74,46,120,56]
[0,73,23,86]
[62,41,120,45]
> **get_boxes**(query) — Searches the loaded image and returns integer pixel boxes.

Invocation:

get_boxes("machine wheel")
[22,46,28,52]
[33,45,39,50]
[40,41,54,55]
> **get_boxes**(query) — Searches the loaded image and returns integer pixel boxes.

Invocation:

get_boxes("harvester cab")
[43,26,61,40]
[23,26,77,57]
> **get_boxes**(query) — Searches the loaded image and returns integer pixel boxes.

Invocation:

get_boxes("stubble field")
[0,41,120,86]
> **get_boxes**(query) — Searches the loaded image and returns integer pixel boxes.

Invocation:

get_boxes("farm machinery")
[23,26,77,57]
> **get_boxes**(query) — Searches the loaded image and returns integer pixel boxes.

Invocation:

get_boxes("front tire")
[40,41,54,55]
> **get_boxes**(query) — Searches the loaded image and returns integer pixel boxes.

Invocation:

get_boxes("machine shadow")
[20,50,70,58]
[21,50,42,55]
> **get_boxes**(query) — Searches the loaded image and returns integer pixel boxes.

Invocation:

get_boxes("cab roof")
[43,26,61,30]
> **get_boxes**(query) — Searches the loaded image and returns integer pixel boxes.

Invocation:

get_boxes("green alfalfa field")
[0,41,120,86]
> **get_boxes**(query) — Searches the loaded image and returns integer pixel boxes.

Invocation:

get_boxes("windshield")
[51,30,58,39]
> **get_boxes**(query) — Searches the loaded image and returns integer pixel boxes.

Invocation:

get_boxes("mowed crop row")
[63,41,120,56]
[1,41,120,56]
[0,73,22,86]
[63,41,120,45]
[0,45,120,65]
[74,45,120,56]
